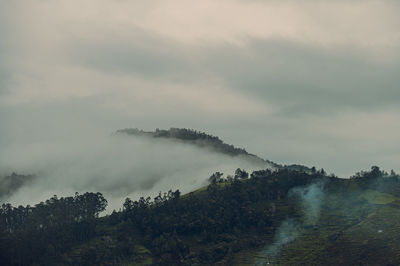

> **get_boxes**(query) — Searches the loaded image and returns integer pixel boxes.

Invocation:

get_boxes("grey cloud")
[77,41,184,78]
[0,66,10,95]
[204,39,400,114]
[0,5,14,96]
[73,32,400,115]
[71,29,202,81]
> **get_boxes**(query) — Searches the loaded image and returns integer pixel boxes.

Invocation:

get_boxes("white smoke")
[290,180,325,225]
[256,179,326,264]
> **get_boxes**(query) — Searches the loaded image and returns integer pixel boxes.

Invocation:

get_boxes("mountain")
[116,127,307,171]
[0,128,303,207]
[1,130,399,265]
[115,128,252,157]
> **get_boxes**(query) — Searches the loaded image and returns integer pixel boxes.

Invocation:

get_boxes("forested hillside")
[116,128,314,173]
[115,128,278,168]
[116,128,251,157]
[1,166,400,265]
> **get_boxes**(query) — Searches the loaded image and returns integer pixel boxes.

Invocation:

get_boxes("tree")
[209,172,223,185]
[234,168,248,180]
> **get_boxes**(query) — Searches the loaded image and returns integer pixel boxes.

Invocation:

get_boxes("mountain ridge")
[116,127,312,172]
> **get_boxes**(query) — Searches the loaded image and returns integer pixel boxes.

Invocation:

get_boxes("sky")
[1,0,400,184]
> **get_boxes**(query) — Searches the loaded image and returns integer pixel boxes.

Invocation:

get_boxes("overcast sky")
[1,0,400,177]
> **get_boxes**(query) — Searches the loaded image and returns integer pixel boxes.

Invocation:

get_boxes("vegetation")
[116,127,317,172]
[116,128,248,156]
[115,128,277,167]
[1,166,400,265]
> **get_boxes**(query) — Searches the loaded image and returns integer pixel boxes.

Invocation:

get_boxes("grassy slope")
[243,190,400,265]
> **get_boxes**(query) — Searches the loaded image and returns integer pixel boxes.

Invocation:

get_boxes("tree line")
[0,166,399,265]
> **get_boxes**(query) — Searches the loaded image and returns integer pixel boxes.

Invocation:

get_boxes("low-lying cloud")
[0,132,266,212]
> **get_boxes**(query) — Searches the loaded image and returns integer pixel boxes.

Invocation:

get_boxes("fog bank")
[0,132,266,211]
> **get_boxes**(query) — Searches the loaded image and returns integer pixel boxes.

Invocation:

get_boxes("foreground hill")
[1,165,400,265]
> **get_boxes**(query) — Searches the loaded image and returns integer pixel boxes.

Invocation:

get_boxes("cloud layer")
[0,133,265,211]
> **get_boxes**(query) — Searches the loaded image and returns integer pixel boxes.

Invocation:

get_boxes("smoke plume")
[256,179,326,264]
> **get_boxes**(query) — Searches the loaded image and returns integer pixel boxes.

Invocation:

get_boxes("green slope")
[2,167,400,265]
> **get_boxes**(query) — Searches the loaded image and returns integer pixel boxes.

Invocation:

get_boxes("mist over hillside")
[0,129,270,211]
[1,128,400,265]
[116,128,278,167]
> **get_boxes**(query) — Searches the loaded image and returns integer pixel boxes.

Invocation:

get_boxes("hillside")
[1,165,400,265]
[115,128,252,158]
[115,128,305,171]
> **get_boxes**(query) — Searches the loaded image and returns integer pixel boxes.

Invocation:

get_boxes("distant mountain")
[116,128,252,157]
[116,127,295,170]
